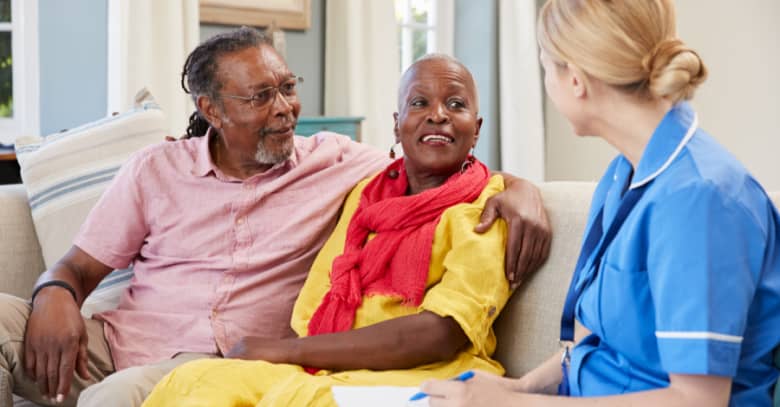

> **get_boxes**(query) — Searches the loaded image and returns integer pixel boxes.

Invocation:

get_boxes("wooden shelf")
[0,152,20,184]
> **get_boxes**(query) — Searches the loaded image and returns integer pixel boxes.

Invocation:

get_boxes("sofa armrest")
[0,184,45,298]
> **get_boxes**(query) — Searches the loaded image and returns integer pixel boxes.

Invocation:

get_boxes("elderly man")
[0,27,549,407]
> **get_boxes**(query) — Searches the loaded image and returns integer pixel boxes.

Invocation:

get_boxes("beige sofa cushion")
[0,184,45,298]
[494,181,595,378]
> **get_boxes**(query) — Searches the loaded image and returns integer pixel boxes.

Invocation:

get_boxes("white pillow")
[15,89,167,317]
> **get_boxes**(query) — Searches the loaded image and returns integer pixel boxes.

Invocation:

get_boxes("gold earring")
[461,155,475,173]
[389,142,399,160]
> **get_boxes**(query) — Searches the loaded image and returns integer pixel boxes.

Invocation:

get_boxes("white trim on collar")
[629,113,698,189]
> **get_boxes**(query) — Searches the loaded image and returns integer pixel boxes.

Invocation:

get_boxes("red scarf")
[307,157,490,337]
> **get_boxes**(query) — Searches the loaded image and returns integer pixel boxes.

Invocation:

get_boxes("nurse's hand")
[421,370,525,407]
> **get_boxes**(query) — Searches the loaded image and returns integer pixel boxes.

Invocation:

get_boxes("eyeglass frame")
[219,75,304,110]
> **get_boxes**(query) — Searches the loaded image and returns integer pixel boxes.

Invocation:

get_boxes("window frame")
[0,0,39,145]
[397,0,454,72]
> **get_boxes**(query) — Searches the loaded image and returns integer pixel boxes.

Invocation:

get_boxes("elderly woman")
[141,54,512,406]
[422,0,780,406]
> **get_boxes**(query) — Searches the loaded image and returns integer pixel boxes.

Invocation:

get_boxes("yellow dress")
[142,175,510,407]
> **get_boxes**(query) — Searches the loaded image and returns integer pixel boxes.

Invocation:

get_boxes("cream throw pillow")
[15,89,168,317]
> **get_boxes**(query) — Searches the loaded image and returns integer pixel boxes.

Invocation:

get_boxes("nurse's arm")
[512,374,731,406]
[513,323,592,395]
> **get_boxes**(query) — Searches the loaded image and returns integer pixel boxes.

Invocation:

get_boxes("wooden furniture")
[0,151,20,185]
[296,116,364,141]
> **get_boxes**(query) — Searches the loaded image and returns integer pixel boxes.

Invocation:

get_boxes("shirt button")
[237,218,245,225]
[488,306,497,317]
[211,309,218,318]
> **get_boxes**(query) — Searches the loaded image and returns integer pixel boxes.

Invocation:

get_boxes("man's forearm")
[34,263,89,306]
[290,311,468,371]
[32,246,113,307]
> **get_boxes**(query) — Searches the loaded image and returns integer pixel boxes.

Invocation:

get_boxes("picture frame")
[200,0,311,30]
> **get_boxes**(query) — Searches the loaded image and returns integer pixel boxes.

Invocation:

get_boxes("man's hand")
[478,176,551,289]
[24,288,90,403]
[224,337,297,364]
[422,370,524,407]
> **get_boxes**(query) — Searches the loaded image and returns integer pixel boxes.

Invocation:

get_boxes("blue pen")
[408,370,475,401]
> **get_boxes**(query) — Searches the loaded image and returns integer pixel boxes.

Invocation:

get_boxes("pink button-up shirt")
[74,132,388,370]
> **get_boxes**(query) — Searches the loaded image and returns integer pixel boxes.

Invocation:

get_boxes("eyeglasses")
[221,76,304,109]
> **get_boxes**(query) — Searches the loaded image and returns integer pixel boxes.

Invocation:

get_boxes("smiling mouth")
[420,134,454,144]
[262,126,294,137]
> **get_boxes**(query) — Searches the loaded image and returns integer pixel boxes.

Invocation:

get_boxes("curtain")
[324,0,400,149]
[498,0,545,182]
[108,0,200,138]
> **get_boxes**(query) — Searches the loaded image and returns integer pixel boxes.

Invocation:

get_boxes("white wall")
[544,0,780,191]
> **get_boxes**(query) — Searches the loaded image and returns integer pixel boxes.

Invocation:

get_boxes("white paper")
[331,386,430,407]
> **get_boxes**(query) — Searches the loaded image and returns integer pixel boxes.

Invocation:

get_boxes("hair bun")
[642,38,707,103]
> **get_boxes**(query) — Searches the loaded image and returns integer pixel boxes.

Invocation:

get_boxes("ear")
[393,112,400,143]
[197,95,223,129]
[473,116,483,147]
[569,66,588,99]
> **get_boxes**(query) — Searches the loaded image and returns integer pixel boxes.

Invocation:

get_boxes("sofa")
[2,181,779,405]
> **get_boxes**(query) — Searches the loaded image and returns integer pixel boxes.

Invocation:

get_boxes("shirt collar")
[191,127,218,177]
[629,102,698,189]
[190,127,300,179]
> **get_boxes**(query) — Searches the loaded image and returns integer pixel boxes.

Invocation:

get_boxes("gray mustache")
[260,117,296,136]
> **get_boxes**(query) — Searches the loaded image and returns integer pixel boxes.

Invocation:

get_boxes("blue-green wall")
[454,0,499,169]
[38,0,108,135]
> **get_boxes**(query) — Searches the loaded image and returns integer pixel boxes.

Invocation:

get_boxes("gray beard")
[254,137,294,165]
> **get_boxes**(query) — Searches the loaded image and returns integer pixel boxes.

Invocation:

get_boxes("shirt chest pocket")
[250,187,339,247]
[595,262,658,356]
[146,195,231,259]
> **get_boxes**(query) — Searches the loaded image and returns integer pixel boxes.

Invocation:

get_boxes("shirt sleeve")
[647,183,766,377]
[420,176,510,354]
[319,131,390,178]
[73,152,150,269]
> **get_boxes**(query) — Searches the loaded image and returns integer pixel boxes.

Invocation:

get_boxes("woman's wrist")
[513,374,537,393]
[514,362,562,395]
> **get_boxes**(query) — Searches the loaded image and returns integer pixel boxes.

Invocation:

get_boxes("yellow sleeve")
[290,178,372,337]
[420,175,510,356]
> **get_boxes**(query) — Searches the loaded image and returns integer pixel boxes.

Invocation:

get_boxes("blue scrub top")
[569,102,780,406]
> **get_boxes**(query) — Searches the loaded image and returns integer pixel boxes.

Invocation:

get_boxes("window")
[395,0,454,72]
[0,0,39,145]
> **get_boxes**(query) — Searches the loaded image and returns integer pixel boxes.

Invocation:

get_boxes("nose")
[428,104,450,124]
[426,103,449,124]
[269,89,293,117]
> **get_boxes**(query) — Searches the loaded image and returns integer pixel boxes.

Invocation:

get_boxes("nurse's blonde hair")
[537,0,707,104]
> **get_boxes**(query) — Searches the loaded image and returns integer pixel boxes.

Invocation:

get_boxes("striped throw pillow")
[15,90,167,317]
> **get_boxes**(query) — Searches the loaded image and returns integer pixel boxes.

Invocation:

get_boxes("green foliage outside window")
[0,0,9,23]
[0,31,11,118]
